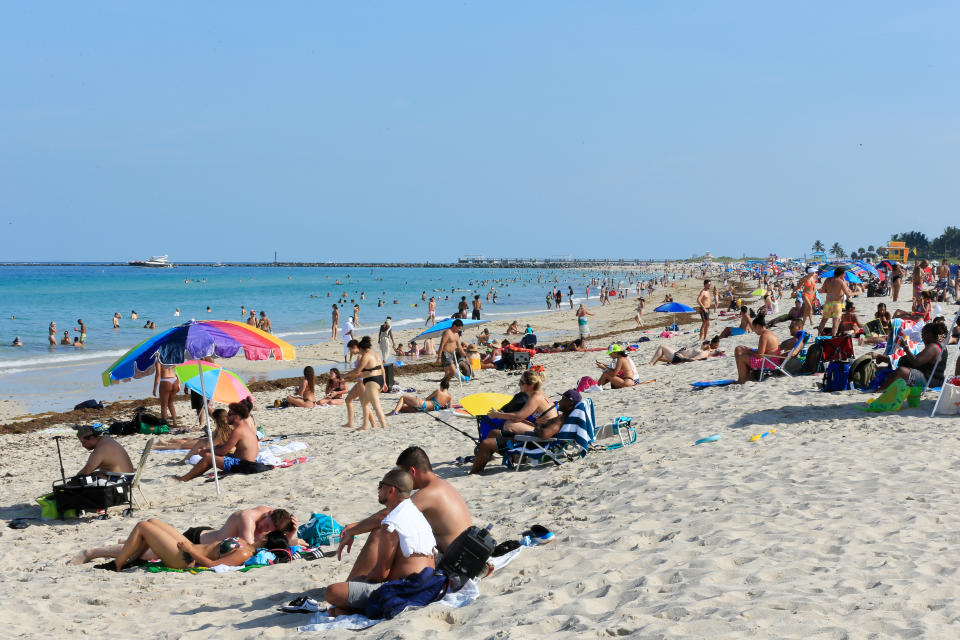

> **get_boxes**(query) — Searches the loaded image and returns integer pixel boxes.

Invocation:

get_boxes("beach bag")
[576,376,597,393]
[802,342,824,374]
[823,361,851,392]
[437,525,497,592]
[297,513,344,547]
[73,399,104,411]
[934,377,960,415]
[849,354,878,390]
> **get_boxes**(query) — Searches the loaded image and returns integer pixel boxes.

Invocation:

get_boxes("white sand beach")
[2,282,959,639]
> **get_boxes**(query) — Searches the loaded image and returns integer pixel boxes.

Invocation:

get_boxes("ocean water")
[0,265,659,413]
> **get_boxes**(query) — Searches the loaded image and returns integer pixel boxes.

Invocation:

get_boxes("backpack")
[849,354,878,390]
[823,361,851,392]
[437,525,497,592]
[801,342,824,374]
[297,513,344,547]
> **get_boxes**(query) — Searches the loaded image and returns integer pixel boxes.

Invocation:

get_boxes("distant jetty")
[0,258,658,268]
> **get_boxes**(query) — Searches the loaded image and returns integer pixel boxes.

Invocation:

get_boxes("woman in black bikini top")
[347,336,389,430]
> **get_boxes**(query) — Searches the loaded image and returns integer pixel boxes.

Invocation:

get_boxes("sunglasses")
[378,481,397,491]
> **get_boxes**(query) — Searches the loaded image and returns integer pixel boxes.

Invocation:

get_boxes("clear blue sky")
[1,2,957,262]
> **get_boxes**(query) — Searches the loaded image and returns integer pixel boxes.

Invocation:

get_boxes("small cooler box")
[52,474,133,519]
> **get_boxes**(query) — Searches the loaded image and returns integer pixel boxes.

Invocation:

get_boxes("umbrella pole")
[453,351,463,393]
[197,360,220,495]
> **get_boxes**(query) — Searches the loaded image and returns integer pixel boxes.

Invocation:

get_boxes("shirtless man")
[326,468,439,615]
[697,280,712,342]
[75,425,135,476]
[437,318,467,385]
[69,507,301,565]
[337,448,471,576]
[472,295,482,320]
[331,304,339,340]
[174,402,270,481]
[425,297,436,327]
[76,318,87,344]
[734,314,780,383]
[817,266,854,336]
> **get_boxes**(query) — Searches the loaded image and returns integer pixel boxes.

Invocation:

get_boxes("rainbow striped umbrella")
[100,320,294,494]
[174,360,251,405]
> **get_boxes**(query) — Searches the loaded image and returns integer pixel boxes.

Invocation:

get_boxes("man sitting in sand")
[174,401,271,481]
[337,447,471,573]
[325,469,437,615]
[70,507,301,565]
[717,307,754,339]
[388,380,453,416]
[734,314,780,384]
[75,425,134,477]
[437,318,468,385]
[818,266,854,336]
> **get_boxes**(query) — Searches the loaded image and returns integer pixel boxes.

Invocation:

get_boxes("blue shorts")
[731,328,746,336]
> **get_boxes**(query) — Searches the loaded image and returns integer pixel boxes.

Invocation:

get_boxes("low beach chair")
[753,331,811,381]
[508,399,597,470]
[130,437,155,510]
[594,416,637,451]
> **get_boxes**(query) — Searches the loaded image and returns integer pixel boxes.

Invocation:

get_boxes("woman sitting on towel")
[78,518,290,571]
[285,366,317,408]
[154,409,235,463]
[469,370,557,474]
[316,368,349,407]
[596,344,640,388]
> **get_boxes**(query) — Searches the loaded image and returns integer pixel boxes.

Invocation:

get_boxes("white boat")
[129,255,174,268]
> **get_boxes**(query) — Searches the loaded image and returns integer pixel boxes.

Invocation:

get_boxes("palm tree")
[830,243,845,259]
[867,245,875,253]
[812,240,825,252]
[857,247,865,255]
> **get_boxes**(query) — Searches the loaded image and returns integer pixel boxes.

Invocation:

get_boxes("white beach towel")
[179,441,308,465]
[297,547,522,633]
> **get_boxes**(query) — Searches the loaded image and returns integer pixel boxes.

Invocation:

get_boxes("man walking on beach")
[818,266,854,336]
[437,318,467,384]
[342,317,354,362]
[425,297,436,327]
[472,295,482,320]
[331,304,339,340]
[697,280,712,343]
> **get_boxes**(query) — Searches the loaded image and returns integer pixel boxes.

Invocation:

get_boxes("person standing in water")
[331,304,340,340]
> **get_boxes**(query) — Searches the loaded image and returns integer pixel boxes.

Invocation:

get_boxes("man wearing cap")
[75,425,134,477]
[530,389,584,440]
[324,469,437,615]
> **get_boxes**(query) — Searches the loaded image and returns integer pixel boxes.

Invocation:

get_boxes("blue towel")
[553,400,597,457]
[363,567,447,620]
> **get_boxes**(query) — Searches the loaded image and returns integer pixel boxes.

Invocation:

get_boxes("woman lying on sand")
[648,338,722,365]
[71,518,290,571]
[388,379,452,415]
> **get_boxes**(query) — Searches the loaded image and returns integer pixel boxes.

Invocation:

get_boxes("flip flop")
[278,596,320,614]
[8,518,31,530]
[521,524,554,545]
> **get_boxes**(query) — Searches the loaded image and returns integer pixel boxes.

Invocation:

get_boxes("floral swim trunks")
[822,300,843,319]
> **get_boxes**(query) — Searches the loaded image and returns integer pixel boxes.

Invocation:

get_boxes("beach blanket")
[885,319,922,367]
[297,547,523,632]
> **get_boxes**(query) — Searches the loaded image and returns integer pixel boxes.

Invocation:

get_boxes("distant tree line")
[809,227,960,262]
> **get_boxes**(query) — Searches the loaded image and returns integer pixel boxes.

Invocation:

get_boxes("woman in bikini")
[838,302,863,336]
[316,367,349,406]
[470,370,557,474]
[912,260,929,301]
[890,262,904,301]
[798,269,818,328]
[388,379,452,415]
[596,345,640,388]
[285,366,317,408]
[153,361,180,429]
[76,518,290,571]
[154,408,235,462]
[345,336,389,430]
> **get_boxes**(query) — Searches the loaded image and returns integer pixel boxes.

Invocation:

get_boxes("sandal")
[278,596,320,614]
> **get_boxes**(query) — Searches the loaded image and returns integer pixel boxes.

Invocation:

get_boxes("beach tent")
[102,320,295,495]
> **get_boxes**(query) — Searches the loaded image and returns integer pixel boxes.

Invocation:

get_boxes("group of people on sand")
[72,445,475,619]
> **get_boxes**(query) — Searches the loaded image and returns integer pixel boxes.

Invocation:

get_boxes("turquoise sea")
[0,265,662,413]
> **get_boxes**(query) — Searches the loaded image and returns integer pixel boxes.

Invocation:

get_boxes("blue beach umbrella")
[653,302,695,328]
[414,317,489,340]
[854,261,880,279]
[819,269,862,283]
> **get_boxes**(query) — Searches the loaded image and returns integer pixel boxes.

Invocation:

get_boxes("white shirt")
[382,498,437,558]
[342,319,354,337]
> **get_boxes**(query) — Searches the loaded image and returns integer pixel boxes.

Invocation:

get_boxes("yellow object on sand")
[860,379,908,412]
[459,393,514,417]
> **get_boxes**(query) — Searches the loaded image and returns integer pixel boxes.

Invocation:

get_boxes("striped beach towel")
[553,399,597,457]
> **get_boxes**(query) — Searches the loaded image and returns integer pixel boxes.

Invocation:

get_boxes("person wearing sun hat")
[593,344,640,388]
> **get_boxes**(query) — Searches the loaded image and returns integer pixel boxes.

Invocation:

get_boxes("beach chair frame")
[754,331,811,381]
